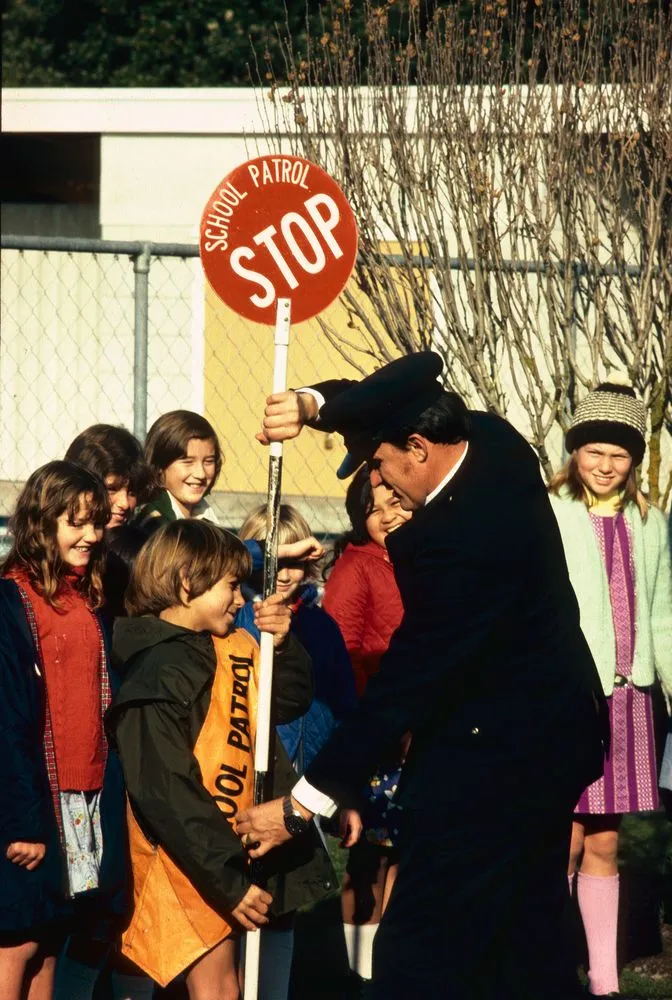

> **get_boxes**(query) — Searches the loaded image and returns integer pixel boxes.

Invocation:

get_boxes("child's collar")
[166,490,216,522]
[583,487,623,516]
[290,581,319,611]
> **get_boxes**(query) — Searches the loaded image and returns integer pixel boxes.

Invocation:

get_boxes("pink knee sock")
[577,871,619,996]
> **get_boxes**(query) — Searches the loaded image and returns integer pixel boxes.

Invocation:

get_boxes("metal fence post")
[133,243,152,442]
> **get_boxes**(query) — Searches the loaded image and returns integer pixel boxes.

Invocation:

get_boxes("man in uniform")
[237,353,607,999]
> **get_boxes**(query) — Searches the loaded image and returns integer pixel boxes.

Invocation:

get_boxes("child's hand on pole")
[278,536,325,562]
[254,594,292,648]
[6,841,46,870]
[256,391,318,445]
[231,885,273,931]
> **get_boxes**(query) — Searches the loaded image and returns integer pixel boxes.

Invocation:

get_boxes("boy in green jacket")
[106,519,334,999]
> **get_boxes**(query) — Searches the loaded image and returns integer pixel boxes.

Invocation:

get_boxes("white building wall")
[2,88,292,242]
[100,134,275,242]
[2,88,670,511]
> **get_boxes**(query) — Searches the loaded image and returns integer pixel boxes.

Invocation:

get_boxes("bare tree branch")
[258,0,671,503]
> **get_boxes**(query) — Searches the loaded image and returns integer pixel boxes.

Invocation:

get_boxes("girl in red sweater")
[0,462,128,1000]
[323,468,409,696]
[322,467,411,991]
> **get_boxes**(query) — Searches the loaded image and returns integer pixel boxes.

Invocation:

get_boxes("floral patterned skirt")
[60,790,103,896]
[361,767,405,849]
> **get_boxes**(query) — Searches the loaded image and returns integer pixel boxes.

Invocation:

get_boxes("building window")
[2,133,100,238]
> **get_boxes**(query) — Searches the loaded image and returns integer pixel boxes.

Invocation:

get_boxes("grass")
[619,967,672,999]
[620,812,672,878]
[615,812,672,999]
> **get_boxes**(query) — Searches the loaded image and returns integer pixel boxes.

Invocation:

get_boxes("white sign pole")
[244,297,291,1000]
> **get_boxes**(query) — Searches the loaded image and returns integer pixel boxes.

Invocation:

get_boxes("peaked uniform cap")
[565,381,647,465]
[319,352,446,479]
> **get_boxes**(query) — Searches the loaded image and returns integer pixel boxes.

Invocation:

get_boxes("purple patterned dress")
[575,511,659,814]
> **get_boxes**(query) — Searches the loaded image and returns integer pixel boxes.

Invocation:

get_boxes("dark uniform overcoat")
[304,399,608,1000]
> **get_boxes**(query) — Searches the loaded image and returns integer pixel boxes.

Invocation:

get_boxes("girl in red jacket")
[322,467,411,990]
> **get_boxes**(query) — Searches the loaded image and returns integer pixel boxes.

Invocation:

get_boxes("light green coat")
[549,489,672,697]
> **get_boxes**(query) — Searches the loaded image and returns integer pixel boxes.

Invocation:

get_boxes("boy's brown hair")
[144,411,222,496]
[126,520,251,616]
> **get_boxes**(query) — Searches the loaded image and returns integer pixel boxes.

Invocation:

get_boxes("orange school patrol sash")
[122,629,258,986]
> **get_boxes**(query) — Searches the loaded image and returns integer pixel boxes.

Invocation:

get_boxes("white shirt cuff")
[292,776,338,818]
[296,387,325,421]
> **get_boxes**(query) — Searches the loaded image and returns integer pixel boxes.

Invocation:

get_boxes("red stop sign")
[200,155,358,325]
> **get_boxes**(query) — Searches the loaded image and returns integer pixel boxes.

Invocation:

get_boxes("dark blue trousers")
[370,790,584,1000]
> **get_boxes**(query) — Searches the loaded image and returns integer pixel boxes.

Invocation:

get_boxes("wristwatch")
[282,795,311,836]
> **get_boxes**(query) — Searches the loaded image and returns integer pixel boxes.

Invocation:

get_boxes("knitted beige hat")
[566,379,647,465]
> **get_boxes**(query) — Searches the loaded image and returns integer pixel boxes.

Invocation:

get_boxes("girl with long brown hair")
[0,462,128,1000]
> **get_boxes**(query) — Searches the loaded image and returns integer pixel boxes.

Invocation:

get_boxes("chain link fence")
[2,235,669,546]
[1,235,375,538]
